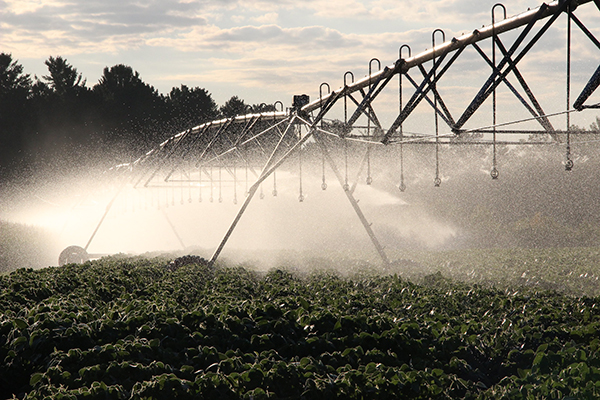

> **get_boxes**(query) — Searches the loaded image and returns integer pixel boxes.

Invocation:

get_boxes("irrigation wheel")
[59,245,89,266]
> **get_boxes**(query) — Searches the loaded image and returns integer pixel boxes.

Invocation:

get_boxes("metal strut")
[491,3,506,180]
[209,92,344,266]
[399,44,410,192]
[312,127,390,267]
[566,1,574,170]
[208,115,298,265]
[432,29,444,187]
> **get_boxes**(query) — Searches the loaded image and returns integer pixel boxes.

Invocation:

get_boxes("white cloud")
[146,24,358,54]
[3,0,67,14]
[1,0,599,128]
[251,12,278,24]
[302,0,370,18]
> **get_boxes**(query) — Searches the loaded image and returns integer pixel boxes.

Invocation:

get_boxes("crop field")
[1,249,600,399]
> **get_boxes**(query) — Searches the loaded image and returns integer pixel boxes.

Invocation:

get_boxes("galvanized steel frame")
[87,0,600,267]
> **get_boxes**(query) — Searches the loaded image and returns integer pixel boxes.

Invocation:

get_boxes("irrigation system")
[59,0,600,267]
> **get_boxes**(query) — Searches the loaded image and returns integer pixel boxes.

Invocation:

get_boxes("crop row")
[1,255,599,398]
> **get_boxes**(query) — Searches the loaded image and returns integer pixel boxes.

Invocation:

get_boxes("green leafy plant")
[0,252,599,399]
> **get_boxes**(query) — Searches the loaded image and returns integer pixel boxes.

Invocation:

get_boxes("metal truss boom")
[302,0,593,120]
[74,0,600,268]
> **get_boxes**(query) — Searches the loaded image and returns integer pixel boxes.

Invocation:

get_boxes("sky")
[1,0,600,126]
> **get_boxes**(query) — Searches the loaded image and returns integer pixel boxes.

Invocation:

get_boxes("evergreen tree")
[589,116,600,132]
[27,56,96,166]
[220,95,249,118]
[249,103,275,113]
[0,53,32,175]
[93,64,167,153]
[168,85,219,131]
[41,56,86,97]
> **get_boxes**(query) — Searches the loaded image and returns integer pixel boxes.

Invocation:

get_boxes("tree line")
[0,53,273,179]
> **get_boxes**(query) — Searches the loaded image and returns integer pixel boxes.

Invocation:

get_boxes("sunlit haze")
[2,0,600,268]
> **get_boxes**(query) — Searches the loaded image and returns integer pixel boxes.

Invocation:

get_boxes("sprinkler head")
[321,182,327,190]
[434,177,441,187]
[565,159,574,171]
[399,182,406,192]
[490,167,499,179]
[366,176,373,185]
[272,189,278,197]
[298,194,304,202]
[343,183,350,191]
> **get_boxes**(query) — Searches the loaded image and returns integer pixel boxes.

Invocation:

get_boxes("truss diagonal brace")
[193,119,234,169]
[454,2,563,130]
[164,125,213,182]
[346,66,398,127]
[209,93,343,266]
[207,118,262,170]
[454,8,546,130]
[402,72,452,128]
[208,116,298,267]
[492,37,554,131]
[569,12,600,50]
[345,93,378,129]
[416,66,456,126]
[383,42,464,143]
[471,42,541,123]
[144,124,215,187]
[574,64,600,110]
[234,115,262,147]
[359,88,384,131]
[345,90,384,131]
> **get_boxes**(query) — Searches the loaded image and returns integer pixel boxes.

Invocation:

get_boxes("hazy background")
[3,137,600,273]
[2,0,600,272]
